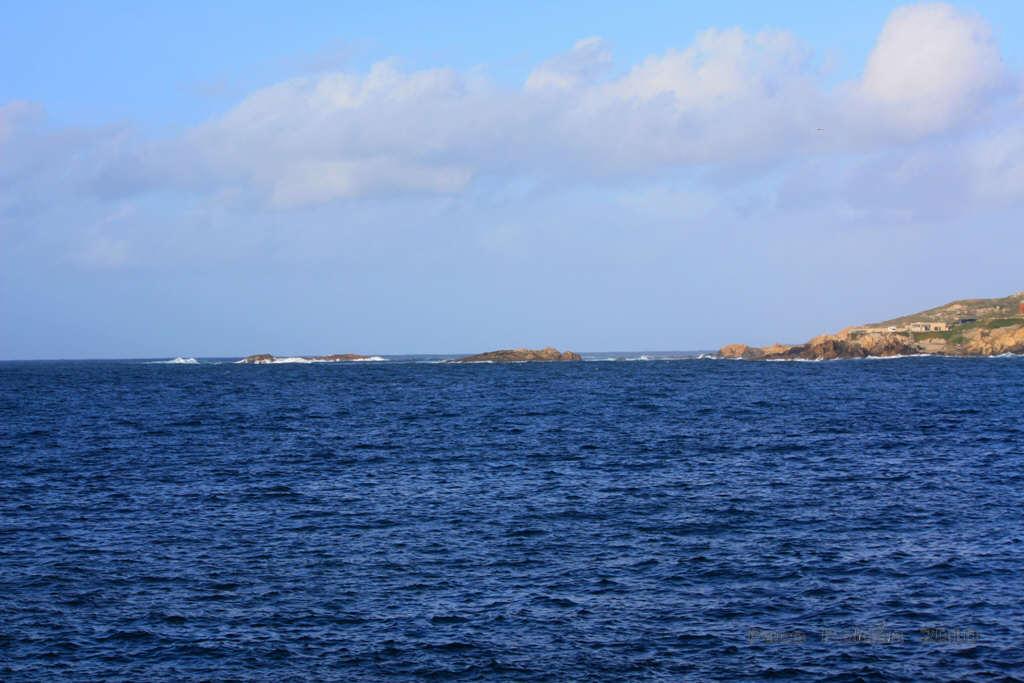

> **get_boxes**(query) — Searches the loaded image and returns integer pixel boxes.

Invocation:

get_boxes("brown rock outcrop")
[959,325,1024,355]
[455,347,583,363]
[761,332,921,360]
[761,343,794,356]
[719,321,1024,360]
[719,331,924,361]
[719,344,766,360]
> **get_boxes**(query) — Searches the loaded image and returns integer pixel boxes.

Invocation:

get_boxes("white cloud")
[180,61,497,205]
[603,28,812,108]
[856,3,1005,136]
[0,101,39,144]
[178,26,830,199]
[269,158,472,207]
[555,27,826,172]
[966,123,1024,203]
[0,102,144,222]
[525,37,612,91]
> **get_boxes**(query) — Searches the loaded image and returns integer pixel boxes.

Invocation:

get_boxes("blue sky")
[2,2,1024,358]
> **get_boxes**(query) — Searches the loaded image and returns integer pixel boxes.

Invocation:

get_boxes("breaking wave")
[237,356,390,364]
[150,357,199,365]
[583,353,707,362]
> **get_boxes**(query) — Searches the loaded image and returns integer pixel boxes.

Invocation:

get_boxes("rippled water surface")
[2,357,1023,680]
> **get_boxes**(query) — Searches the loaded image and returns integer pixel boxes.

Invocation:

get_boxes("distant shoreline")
[720,293,1024,361]
[6,351,1024,364]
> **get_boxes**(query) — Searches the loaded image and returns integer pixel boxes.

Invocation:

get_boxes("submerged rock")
[454,347,583,363]
[239,354,276,364]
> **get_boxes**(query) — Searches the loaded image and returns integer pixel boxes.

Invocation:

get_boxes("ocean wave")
[584,354,709,362]
[740,352,1023,362]
[149,357,199,365]
[766,355,926,362]
[237,355,391,364]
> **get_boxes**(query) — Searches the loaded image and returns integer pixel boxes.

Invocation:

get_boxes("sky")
[2,1,1024,359]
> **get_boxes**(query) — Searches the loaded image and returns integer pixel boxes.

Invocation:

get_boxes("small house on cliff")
[909,322,950,333]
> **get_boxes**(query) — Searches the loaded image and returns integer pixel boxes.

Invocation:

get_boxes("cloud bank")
[2,2,1020,218]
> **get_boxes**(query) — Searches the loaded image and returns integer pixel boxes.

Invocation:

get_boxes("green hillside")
[874,293,1024,327]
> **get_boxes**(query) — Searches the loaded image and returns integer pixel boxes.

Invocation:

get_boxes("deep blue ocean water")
[1,356,1022,681]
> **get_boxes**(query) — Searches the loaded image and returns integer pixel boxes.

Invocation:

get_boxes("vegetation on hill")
[875,293,1024,327]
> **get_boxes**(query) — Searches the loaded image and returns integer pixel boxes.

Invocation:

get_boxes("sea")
[1,354,1022,681]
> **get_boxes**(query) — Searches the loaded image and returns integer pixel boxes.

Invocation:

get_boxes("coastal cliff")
[237,353,374,364]
[720,293,1024,360]
[455,347,582,363]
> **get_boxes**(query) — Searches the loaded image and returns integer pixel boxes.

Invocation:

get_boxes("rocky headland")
[720,293,1024,360]
[237,353,374,364]
[455,347,582,363]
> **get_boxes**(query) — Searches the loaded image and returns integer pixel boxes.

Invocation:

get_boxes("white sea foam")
[765,353,933,362]
[585,353,707,362]
[150,357,199,364]
[238,355,391,364]
[750,352,1023,362]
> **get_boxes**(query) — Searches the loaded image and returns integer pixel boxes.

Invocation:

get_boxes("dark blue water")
[2,357,1022,681]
